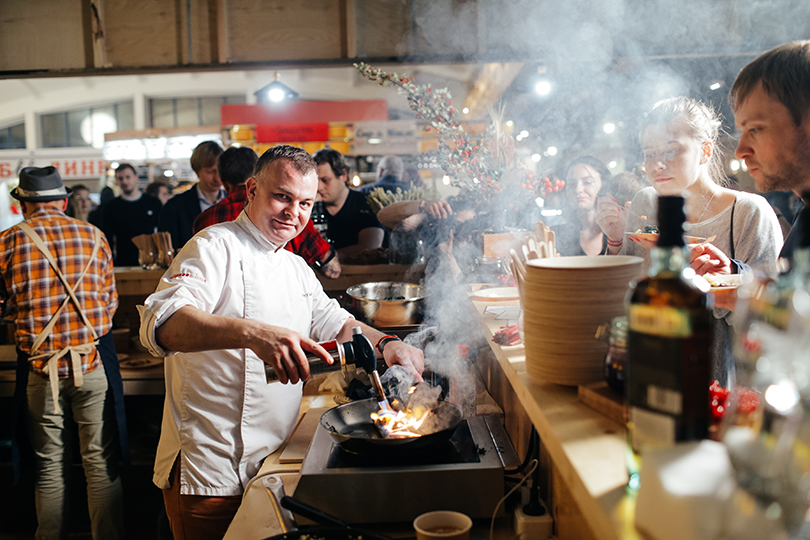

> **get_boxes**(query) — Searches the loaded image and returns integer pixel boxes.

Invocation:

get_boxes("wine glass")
[138,248,156,269]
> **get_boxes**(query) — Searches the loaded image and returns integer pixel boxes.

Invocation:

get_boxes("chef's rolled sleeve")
[139,235,231,357]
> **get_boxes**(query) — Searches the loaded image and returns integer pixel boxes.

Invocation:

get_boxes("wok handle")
[280,496,349,528]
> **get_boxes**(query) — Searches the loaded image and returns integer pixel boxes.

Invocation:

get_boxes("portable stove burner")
[293,414,519,524]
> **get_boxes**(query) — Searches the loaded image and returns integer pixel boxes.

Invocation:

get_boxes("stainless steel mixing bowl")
[346,282,425,327]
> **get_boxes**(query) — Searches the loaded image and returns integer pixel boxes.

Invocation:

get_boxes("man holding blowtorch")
[138,145,424,540]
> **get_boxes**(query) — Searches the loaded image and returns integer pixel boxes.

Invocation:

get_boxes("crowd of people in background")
[3,38,809,540]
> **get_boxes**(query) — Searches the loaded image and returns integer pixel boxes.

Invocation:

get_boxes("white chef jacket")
[138,211,351,496]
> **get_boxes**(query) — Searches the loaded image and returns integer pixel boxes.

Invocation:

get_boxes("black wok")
[319,398,464,455]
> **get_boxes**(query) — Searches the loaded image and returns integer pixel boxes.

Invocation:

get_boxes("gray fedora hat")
[11,166,71,202]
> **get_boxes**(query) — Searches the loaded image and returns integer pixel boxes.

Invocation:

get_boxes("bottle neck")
[649,246,688,277]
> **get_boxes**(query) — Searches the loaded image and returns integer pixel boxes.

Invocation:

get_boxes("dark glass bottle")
[604,316,628,396]
[625,195,713,489]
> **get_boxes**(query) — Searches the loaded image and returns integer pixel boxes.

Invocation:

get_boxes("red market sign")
[0,158,106,179]
[255,123,330,143]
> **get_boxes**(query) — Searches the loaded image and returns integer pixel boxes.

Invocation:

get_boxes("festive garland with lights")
[354,63,563,198]
[354,63,565,232]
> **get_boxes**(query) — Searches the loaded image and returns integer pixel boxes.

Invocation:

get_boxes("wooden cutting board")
[278,407,330,464]
[577,382,625,426]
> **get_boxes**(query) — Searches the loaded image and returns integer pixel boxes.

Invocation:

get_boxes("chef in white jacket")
[138,145,425,540]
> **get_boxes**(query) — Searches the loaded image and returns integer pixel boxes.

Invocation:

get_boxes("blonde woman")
[597,97,783,385]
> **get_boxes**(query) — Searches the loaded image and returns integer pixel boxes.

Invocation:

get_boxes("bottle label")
[629,406,676,451]
[647,384,682,415]
[629,305,692,337]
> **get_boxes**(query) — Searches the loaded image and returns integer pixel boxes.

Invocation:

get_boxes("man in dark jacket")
[158,141,225,251]
[730,40,810,260]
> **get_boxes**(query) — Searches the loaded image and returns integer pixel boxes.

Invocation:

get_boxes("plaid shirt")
[0,206,118,378]
[193,184,331,265]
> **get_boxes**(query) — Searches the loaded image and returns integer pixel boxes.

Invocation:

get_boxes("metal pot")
[319,398,463,456]
[346,282,424,327]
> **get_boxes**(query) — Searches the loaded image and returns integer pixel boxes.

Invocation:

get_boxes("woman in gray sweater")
[596,97,783,386]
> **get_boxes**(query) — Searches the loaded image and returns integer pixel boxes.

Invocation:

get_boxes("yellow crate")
[231,126,255,141]
[328,141,351,155]
[257,143,276,154]
[304,141,326,154]
[329,125,348,138]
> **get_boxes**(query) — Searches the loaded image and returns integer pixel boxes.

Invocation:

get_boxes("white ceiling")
[0,63,483,128]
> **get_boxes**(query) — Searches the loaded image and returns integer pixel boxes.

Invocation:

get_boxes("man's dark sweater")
[780,204,807,260]
[102,195,162,266]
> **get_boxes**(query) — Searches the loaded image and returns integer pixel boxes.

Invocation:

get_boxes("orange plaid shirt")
[0,206,118,378]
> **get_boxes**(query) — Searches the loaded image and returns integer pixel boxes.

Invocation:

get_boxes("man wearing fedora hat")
[1,166,127,539]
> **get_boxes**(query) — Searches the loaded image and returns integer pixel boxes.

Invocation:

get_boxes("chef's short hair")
[254,145,316,179]
[730,40,810,126]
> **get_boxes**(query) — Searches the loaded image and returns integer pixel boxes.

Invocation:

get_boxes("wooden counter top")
[0,351,165,397]
[113,263,425,295]
[468,296,641,540]
[114,266,166,296]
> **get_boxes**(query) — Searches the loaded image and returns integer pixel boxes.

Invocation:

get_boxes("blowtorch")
[264,327,377,383]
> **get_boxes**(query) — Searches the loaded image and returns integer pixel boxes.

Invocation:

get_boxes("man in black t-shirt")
[313,149,383,261]
[102,163,162,266]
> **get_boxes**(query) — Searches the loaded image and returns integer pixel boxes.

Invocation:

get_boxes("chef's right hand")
[596,192,627,244]
[250,325,331,385]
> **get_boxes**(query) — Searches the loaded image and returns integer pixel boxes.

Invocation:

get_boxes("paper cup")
[414,511,472,540]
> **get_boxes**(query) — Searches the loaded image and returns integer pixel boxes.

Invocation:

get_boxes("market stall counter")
[224,392,517,540]
[467,294,641,540]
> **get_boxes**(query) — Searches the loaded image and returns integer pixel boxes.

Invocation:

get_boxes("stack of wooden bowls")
[522,255,644,386]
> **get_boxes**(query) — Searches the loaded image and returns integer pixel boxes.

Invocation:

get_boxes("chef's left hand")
[689,242,732,276]
[382,341,425,383]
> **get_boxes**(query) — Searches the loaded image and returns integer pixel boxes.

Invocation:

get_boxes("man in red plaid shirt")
[193,146,340,278]
[1,167,126,539]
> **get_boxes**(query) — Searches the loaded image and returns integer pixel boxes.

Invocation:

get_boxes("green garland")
[354,62,565,210]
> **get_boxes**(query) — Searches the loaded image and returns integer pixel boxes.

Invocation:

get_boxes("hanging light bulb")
[254,72,299,104]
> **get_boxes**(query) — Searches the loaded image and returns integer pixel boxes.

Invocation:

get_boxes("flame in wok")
[370,387,431,439]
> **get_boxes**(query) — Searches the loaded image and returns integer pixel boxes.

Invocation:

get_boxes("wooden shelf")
[467,296,641,540]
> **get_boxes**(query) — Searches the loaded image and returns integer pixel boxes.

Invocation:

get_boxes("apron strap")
[18,223,102,352]
[30,342,97,414]
[16,222,103,414]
